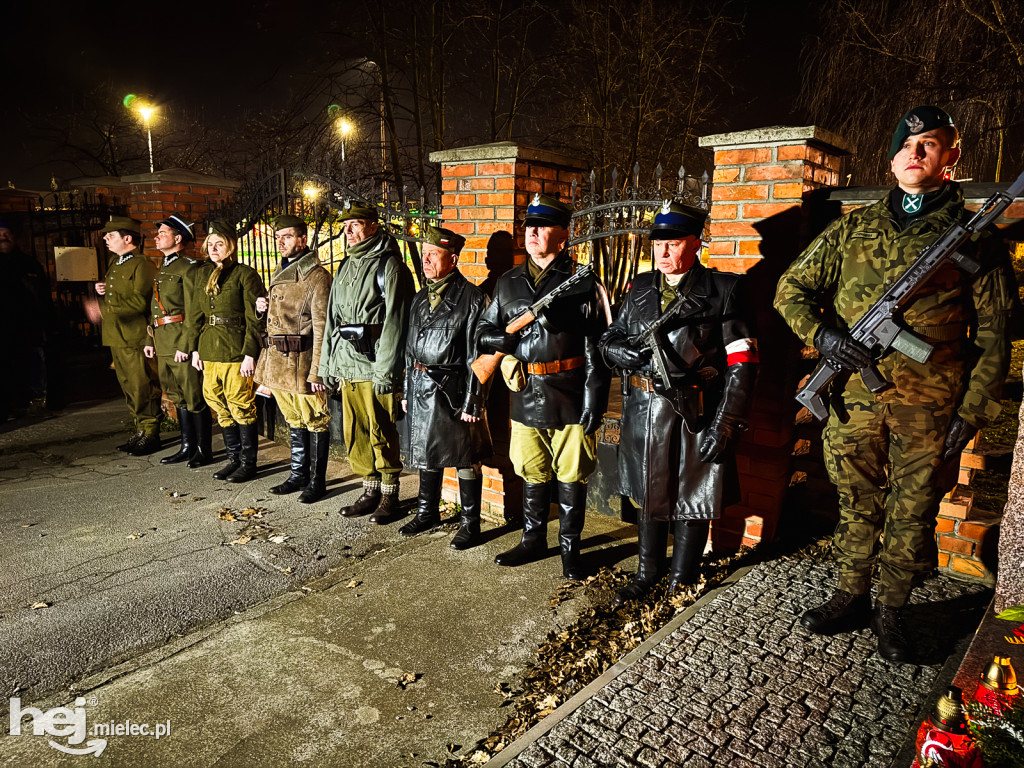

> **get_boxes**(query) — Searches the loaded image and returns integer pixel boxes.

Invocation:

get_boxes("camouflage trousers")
[823,390,956,607]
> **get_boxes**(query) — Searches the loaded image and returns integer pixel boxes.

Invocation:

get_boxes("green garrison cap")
[157,213,196,242]
[423,225,465,255]
[98,215,142,234]
[649,201,707,240]
[524,193,572,228]
[888,106,956,160]
[339,200,379,222]
[205,219,237,238]
[272,214,307,233]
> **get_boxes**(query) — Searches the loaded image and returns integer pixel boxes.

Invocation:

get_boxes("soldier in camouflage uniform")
[774,106,1013,662]
[95,216,163,456]
[144,214,212,467]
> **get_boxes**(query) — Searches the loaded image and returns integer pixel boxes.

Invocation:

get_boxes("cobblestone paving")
[502,559,986,768]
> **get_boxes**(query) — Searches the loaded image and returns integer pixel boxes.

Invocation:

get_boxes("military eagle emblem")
[905,114,925,133]
[531,193,541,206]
[660,200,672,214]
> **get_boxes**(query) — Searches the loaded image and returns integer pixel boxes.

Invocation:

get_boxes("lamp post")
[336,118,353,163]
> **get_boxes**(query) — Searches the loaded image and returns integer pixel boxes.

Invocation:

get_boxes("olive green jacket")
[319,231,415,389]
[186,262,266,363]
[151,251,203,356]
[254,250,332,393]
[100,249,155,349]
[774,183,1013,428]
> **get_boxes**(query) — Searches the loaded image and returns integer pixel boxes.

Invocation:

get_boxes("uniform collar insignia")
[902,193,923,214]
[163,254,179,266]
[116,253,132,265]
[905,114,925,133]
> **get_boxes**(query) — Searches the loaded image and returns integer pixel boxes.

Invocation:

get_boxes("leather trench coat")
[401,270,493,469]
[476,252,610,429]
[599,265,757,521]
[254,250,332,394]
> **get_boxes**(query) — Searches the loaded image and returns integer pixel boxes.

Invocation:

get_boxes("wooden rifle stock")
[470,310,537,384]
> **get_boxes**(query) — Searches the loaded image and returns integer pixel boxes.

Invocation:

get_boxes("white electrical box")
[54,246,99,282]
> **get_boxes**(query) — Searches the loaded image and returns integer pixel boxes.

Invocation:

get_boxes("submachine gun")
[630,291,708,392]
[471,264,594,384]
[796,170,1024,422]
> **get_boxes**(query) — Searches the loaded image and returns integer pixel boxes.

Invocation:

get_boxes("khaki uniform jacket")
[100,249,155,349]
[186,262,266,363]
[151,252,203,356]
[774,183,1013,428]
[254,250,332,394]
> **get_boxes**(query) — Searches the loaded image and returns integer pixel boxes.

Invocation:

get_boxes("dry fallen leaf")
[396,672,422,689]
[30,602,50,610]
[347,580,362,588]
[229,535,252,546]
[218,509,236,521]
[269,535,289,544]
[127,533,143,540]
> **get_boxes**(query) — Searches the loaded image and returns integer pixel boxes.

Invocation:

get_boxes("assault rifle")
[796,170,1024,422]
[629,290,708,392]
[471,264,593,384]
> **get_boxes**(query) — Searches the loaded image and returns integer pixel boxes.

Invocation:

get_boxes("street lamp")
[336,118,353,163]
[123,94,156,173]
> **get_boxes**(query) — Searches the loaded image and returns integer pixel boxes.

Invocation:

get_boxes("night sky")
[3,0,808,190]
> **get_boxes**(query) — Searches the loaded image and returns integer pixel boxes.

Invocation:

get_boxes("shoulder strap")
[376,258,387,296]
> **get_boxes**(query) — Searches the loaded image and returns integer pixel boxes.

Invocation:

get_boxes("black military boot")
[495,482,550,567]
[116,432,141,452]
[557,481,588,580]
[800,590,872,635]
[369,482,402,524]
[400,469,443,535]
[667,519,710,592]
[871,602,913,663]
[451,475,483,550]
[160,408,193,464]
[340,479,381,517]
[212,425,242,480]
[187,409,214,468]
[298,431,330,503]
[227,423,259,483]
[270,428,309,495]
[612,519,669,608]
[128,431,162,456]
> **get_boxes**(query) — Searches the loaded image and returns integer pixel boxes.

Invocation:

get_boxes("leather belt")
[264,334,313,352]
[154,314,184,327]
[209,315,243,327]
[629,374,657,392]
[413,361,430,373]
[526,356,585,375]
[910,323,962,343]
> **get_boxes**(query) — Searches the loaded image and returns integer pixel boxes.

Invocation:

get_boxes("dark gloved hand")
[602,338,652,370]
[479,329,519,355]
[813,325,873,372]
[942,415,978,461]
[579,408,603,435]
[373,382,393,396]
[698,415,746,463]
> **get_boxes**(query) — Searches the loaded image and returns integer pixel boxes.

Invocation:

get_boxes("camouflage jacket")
[100,249,155,350]
[774,183,1013,427]
[151,251,203,356]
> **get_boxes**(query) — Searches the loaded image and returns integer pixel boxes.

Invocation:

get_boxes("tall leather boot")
[612,519,669,608]
[161,407,193,464]
[227,423,259,483]
[667,519,709,592]
[212,424,241,480]
[270,428,309,495]
[399,469,443,535]
[557,481,588,580]
[495,482,550,567]
[450,475,483,550]
[188,409,214,468]
[298,431,330,503]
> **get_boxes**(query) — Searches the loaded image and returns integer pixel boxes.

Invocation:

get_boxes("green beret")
[98,215,142,234]
[157,213,196,242]
[524,193,572,228]
[339,200,379,222]
[888,106,956,160]
[649,201,707,240]
[205,219,237,238]
[273,214,307,233]
[423,225,465,255]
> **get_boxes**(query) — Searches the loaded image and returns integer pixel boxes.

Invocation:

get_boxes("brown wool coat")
[254,250,332,394]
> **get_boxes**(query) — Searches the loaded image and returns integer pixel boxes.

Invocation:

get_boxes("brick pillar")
[429,142,587,522]
[696,127,854,549]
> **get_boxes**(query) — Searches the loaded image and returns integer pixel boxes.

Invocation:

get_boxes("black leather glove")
[479,329,519,355]
[942,415,978,461]
[813,325,873,372]
[602,338,652,370]
[579,408,603,435]
[698,414,746,464]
